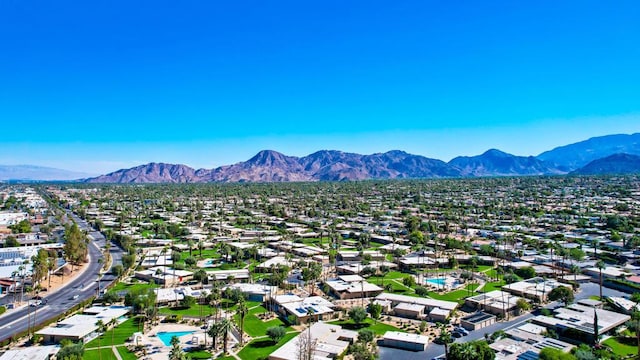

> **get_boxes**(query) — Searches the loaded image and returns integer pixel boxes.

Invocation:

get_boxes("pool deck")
[424,276,463,291]
[143,323,205,360]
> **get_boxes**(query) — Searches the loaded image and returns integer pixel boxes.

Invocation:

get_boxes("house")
[460,312,496,331]
[0,345,59,360]
[37,306,130,343]
[531,303,630,343]
[269,322,357,360]
[272,295,336,324]
[465,290,523,316]
[134,267,193,286]
[502,277,564,302]
[325,275,383,300]
[375,293,457,321]
[382,331,429,351]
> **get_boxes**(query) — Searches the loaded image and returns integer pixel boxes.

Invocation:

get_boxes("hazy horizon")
[1,2,639,173]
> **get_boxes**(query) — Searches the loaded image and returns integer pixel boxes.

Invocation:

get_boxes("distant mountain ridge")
[85,148,569,183]
[0,165,94,181]
[9,132,640,183]
[450,149,563,177]
[537,133,640,170]
[571,153,640,175]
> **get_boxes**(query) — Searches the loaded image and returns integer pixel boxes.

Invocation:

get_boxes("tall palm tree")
[237,298,248,346]
[218,318,233,354]
[596,260,606,300]
[96,320,105,360]
[570,265,580,283]
[109,318,118,355]
[207,322,220,350]
[437,324,453,359]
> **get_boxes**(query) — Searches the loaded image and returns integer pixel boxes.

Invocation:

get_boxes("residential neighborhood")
[0,177,639,360]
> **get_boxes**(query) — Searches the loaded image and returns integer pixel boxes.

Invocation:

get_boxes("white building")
[269,322,357,360]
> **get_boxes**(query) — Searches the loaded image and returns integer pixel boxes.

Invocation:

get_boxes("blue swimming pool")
[157,331,196,346]
[426,278,446,286]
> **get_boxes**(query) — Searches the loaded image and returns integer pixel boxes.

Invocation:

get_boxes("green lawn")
[83,348,117,360]
[110,281,158,293]
[117,347,138,360]
[427,283,479,302]
[235,305,293,337]
[603,336,638,356]
[85,317,140,348]
[328,318,399,335]
[482,280,505,293]
[237,332,299,360]
[159,303,217,317]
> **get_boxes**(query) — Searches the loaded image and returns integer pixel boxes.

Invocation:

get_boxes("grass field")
[83,348,117,360]
[85,317,140,349]
[327,318,399,335]
[603,336,638,356]
[110,281,158,294]
[234,305,293,337]
[237,332,299,360]
[117,346,138,360]
[427,283,479,302]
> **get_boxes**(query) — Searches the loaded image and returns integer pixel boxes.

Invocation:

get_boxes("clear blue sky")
[1,1,639,174]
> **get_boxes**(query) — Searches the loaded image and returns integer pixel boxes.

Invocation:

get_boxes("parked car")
[454,327,469,336]
[452,331,463,338]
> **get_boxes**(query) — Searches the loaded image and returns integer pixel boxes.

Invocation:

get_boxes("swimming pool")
[426,278,446,286]
[157,331,196,346]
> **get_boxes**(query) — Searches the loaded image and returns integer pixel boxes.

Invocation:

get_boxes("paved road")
[379,281,629,360]
[0,211,123,342]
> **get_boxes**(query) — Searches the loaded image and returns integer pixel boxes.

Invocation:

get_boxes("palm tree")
[437,323,453,359]
[96,320,105,360]
[207,322,220,350]
[570,265,580,283]
[109,318,118,355]
[596,260,606,300]
[218,318,233,354]
[237,298,248,346]
[161,246,169,288]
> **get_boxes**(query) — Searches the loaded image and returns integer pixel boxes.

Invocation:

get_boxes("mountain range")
[0,165,94,181]
[3,133,640,183]
[82,133,640,183]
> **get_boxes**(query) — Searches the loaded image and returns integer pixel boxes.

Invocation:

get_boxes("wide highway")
[0,211,123,343]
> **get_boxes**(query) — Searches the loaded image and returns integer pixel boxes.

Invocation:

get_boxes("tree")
[449,340,495,360]
[348,342,376,360]
[181,296,196,308]
[514,266,536,279]
[57,340,84,360]
[301,262,322,295]
[515,298,531,315]
[112,264,124,278]
[296,326,318,360]
[358,329,375,343]
[63,223,88,272]
[218,318,233,354]
[548,286,574,306]
[349,306,368,325]
[539,347,576,360]
[368,302,382,323]
[95,320,105,360]
[266,326,286,344]
[595,260,605,300]
[4,236,19,248]
[437,324,454,359]
[238,298,248,346]
[402,276,416,288]
[169,335,187,360]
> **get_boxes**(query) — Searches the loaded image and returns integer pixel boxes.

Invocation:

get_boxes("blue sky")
[1,1,639,174]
